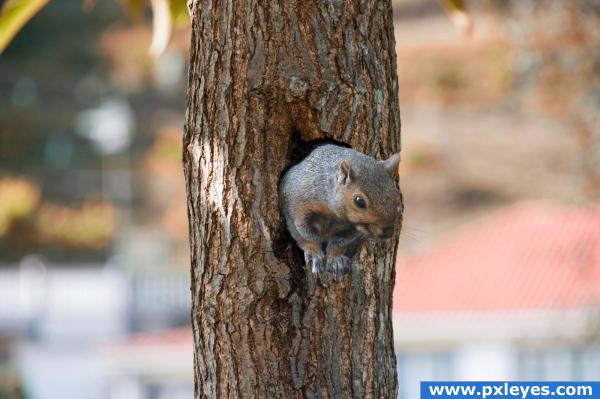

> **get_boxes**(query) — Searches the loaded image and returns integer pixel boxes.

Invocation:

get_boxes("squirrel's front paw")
[304,250,325,274]
[326,255,351,281]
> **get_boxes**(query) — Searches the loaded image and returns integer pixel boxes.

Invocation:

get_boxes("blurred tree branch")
[0,0,472,55]
[0,0,189,55]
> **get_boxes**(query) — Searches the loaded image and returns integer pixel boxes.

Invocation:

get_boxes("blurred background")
[0,0,598,398]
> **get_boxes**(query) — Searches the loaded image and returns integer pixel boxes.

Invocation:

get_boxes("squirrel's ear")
[338,159,354,185]
[382,153,401,176]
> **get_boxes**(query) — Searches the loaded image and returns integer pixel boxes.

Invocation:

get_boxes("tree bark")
[183,1,402,398]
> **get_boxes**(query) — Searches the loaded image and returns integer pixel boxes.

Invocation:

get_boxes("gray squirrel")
[279,144,402,276]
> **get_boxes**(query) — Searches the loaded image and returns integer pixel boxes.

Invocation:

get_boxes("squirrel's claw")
[304,250,325,294]
[304,250,324,274]
[303,251,351,284]
[326,255,351,282]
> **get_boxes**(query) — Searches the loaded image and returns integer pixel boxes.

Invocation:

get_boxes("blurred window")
[517,345,600,381]
[397,351,454,399]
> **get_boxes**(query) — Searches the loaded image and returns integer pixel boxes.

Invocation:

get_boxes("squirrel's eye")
[354,195,367,209]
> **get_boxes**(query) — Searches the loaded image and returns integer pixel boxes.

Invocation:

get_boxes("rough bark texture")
[183,1,402,398]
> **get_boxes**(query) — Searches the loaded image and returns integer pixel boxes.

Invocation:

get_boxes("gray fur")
[279,144,401,278]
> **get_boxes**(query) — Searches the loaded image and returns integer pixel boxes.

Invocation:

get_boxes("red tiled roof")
[120,327,193,347]
[393,203,600,314]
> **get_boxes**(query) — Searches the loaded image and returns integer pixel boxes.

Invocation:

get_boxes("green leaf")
[169,0,188,27]
[441,0,473,35]
[0,0,50,54]
[442,0,467,12]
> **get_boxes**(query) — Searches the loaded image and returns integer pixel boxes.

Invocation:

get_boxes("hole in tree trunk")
[273,131,351,281]
[282,131,351,173]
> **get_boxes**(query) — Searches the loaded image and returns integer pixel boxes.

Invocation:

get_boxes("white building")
[0,259,192,399]
[393,204,600,399]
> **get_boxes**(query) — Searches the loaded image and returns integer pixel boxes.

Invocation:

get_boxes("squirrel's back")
[280,145,355,212]
[279,144,400,221]
[278,144,401,276]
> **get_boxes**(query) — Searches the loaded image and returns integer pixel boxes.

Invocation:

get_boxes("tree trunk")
[183,1,401,398]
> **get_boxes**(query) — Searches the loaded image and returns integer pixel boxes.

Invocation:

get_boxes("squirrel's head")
[336,152,402,240]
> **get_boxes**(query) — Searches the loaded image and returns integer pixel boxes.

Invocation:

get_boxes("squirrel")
[279,144,402,278]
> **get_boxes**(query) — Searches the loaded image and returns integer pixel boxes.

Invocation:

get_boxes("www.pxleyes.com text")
[421,382,598,399]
